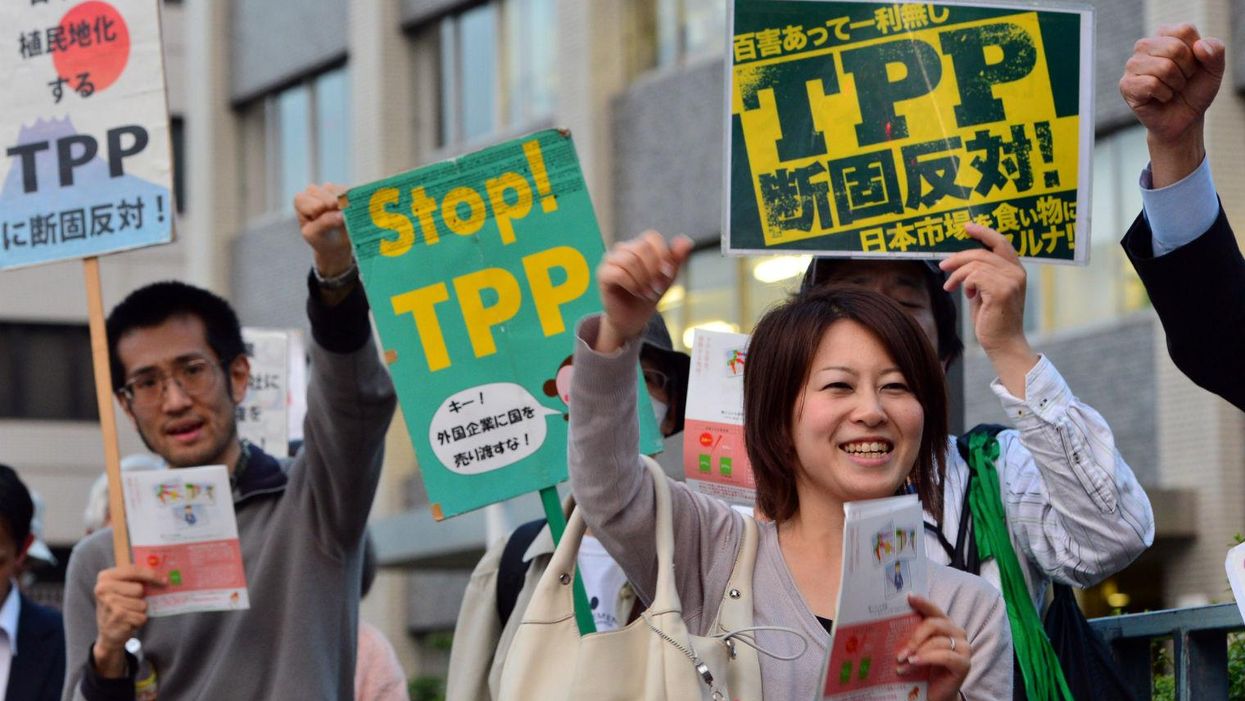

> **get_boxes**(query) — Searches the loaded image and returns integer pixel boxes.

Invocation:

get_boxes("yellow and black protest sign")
[726,1,1092,262]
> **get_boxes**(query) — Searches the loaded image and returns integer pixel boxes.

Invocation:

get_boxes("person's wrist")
[984,334,1035,364]
[92,639,129,678]
[312,258,359,290]
[984,335,1038,398]
[597,315,639,353]
[1147,128,1206,188]
[313,246,355,278]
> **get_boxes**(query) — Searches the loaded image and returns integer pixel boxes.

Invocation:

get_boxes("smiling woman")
[744,286,948,525]
[559,232,1013,700]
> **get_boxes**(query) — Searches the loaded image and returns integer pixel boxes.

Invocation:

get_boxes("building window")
[241,66,351,218]
[657,246,809,350]
[1033,125,1149,333]
[0,322,98,421]
[627,0,725,78]
[437,0,557,147]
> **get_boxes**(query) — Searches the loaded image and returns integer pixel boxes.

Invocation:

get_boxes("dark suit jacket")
[8,594,65,701]
[1121,206,1245,412]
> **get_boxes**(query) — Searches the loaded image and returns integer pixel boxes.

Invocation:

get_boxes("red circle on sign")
[146,554,159,567]
[699,433,713,447]
[51,2,131,93]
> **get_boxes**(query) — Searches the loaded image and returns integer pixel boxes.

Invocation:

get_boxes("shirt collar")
[0,582,21,655]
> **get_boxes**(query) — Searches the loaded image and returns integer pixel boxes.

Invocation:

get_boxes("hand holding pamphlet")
[821,495,929,701]
[121,465,249,617]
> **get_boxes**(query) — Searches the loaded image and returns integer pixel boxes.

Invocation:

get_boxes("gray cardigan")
[62,283,397,700]
[568,315,1013,700]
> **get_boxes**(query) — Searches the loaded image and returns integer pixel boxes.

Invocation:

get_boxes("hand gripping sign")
[725,0,1093,263]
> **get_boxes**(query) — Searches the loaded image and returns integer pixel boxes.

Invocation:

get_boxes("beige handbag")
[497,456,764,701]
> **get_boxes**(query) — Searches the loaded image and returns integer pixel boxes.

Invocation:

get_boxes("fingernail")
[660,263,675,278]
[908,655,920,665]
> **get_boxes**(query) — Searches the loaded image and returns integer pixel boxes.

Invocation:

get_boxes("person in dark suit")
[0,463,66,701]
[1119,23,1245,412]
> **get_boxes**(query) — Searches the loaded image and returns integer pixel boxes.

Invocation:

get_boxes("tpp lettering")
[743,21,1037,155]
[5,125,149,194]
[389,246,591,372]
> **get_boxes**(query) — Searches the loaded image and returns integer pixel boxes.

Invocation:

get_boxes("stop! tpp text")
[367,138,590,374]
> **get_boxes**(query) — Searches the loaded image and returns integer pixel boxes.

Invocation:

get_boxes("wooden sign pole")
[83,257,131,566]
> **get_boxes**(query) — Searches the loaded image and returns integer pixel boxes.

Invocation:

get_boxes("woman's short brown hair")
[743,285,948,523]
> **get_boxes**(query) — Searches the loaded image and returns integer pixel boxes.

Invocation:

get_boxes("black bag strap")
[496,518,548,627]
[937,423,1011,575]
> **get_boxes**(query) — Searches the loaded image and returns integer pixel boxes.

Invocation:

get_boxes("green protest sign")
[726,0,1093,263]
[343,129,661,520]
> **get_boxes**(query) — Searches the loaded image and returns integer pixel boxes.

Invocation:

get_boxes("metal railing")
[1090,603,1243,700]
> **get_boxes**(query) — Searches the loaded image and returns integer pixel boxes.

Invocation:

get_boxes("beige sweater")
[568,315,1013,700]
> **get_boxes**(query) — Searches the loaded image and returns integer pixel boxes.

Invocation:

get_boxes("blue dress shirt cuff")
[1139,156,1218,256]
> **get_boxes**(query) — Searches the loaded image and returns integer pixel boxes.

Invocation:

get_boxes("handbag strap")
[521,455,682,624]
[713,515,758,632]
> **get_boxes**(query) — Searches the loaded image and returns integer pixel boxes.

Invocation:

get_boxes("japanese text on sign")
[726,0,1092,263]
[430,383,559,475]
[2,0,173,270]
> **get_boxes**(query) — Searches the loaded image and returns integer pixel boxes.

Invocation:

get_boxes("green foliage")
[1153,640,1173,701]
[424,631,454,652]
[1153,672,1174,701]
[409,675,445,701]
[1230,632,1245,700]
[1149,633,1245,700]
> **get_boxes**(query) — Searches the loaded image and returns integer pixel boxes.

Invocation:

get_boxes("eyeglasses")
[642,368,670,394]
[119,357,224,407]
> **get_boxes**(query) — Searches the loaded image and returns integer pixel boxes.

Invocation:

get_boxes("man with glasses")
[61,183,397,700]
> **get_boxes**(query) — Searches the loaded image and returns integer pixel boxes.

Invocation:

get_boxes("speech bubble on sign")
[429,383,560,475]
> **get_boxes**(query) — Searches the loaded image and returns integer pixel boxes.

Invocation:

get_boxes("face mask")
[650,397,668,427]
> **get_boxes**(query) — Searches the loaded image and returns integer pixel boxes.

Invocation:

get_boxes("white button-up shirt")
[926,356,1157,612]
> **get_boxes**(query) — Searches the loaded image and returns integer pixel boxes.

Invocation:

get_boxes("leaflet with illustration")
[121,465,248,617]
[683,328,756,509]
[821,495,929,700]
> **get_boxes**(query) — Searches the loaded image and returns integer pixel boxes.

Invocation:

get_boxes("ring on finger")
[947,635,957,652]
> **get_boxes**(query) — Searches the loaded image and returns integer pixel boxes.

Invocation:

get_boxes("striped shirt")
[927,355,1156,611]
